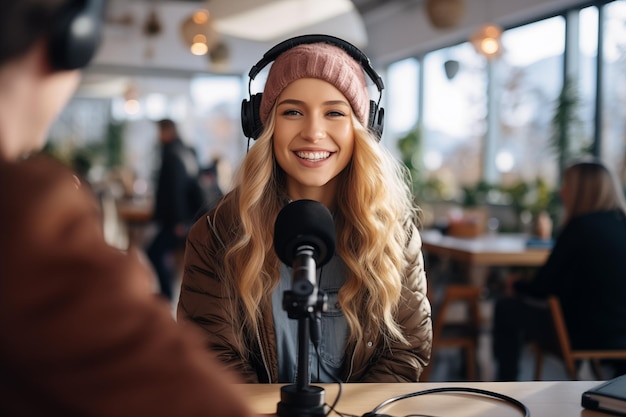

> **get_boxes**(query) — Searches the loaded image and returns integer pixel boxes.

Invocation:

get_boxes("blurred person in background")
[0,1,255,415]
[492,158,626,380]
[147,118,205,300]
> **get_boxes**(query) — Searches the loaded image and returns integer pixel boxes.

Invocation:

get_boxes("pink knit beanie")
[259,42,370,127]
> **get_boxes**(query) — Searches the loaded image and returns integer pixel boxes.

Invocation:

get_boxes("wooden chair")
[533,296,626,380]
[422,284,482,381]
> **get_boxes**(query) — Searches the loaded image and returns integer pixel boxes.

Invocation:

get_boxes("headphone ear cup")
[368,100,384,141]
[49,0,104,70]
[241,93,264,140]
[375,106,385,140]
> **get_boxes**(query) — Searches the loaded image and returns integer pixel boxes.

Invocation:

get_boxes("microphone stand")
[277,246,328,417]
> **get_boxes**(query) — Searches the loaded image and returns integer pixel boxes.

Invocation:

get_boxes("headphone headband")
[248,34,384,93]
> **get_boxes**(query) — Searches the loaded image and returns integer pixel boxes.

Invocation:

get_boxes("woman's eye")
[327,110,346,117]
[281,109,302,116]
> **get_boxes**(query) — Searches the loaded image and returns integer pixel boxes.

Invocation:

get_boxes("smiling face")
[273,77,356,207]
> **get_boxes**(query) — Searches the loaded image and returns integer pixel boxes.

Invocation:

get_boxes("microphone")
[274,199,335,267]
[274,200,336,304]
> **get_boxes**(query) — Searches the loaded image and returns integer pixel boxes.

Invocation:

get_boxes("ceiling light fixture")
[470,23,503,59]
[123,83,141,115]
[209,42,230,68]
[425,0,465,29]
[180,9,219,56]
[142,4,163,59]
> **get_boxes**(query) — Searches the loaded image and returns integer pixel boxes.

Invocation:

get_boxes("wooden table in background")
[240,381,605,417]
[420,229,550,287]
[115,198,153,247]
[116,198,153,224]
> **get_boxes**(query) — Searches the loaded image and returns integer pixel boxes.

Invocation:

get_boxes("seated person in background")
[492,158,626,381]
[0,1,255,415]
[178,36,432,383]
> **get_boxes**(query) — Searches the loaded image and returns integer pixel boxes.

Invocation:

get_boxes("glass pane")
[422,42,486,200]
[190,75,244,192]
[601,0,626,184]
[579,6,598,156]
[386,57,419,140]
[498,16,565,188]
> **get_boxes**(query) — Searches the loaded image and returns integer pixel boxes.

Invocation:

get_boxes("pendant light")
[180,8,219,56]
[425,0,465,29]
[470,0,503,60]
[470,23,503,59]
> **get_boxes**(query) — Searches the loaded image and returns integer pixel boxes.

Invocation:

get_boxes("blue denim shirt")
[271,254,349,383]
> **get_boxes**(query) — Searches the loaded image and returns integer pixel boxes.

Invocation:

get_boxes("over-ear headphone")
[49,0,105,70]
[241,34,385,141]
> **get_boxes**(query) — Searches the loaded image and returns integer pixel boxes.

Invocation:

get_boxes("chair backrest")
[542,295,626,380]
[423,284,483,381]
[432,285,482,338]
[548,295,572,357]
[546,296,576,373]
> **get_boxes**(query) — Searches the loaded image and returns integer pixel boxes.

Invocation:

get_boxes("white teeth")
[295,151,331,161]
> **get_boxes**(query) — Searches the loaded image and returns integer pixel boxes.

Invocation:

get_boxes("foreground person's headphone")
[49,0,105,70]
[241,34,385,141]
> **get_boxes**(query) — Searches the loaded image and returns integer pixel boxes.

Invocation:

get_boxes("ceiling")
[81,0,589,98]
[91,0,370,75]
[82,0,375,96]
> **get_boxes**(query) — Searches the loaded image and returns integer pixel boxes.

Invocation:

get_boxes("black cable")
[311,326,343,417]
[364,387,530,417]
[403,414,438,417]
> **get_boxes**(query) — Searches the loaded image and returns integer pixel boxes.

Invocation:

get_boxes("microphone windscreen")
[274,200,336,267]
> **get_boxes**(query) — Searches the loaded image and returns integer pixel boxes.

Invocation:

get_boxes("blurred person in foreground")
[492,158,626,380]
[0,1,255,416]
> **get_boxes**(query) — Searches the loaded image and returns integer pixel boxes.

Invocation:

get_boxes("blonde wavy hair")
[561,158,626,224]
[217,109,419,350]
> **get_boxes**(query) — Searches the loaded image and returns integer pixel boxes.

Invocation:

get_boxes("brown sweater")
[0,155,255,417]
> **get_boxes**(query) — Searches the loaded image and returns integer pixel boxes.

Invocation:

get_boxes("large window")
[381,2,626,232]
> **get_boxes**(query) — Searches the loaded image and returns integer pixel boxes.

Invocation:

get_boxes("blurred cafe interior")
[47,0,626,381]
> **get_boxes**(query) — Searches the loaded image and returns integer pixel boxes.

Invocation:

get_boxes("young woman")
[0,1,254,415]
[178,37,433,383]
[492,159,626,380]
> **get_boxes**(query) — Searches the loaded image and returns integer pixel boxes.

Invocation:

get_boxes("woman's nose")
[301,115,326,142]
